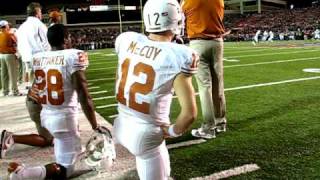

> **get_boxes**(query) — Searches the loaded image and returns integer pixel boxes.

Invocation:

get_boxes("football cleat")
[1,130,14,159]
[7,162,25,180]
[216,123,227,133]
[82,126,116,171]
[191,127,216,139]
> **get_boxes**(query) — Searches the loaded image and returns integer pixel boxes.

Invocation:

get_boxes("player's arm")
[72,70,98,130]
[163,73,197,138]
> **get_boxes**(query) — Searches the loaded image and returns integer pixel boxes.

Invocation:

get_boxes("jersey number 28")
[34,69,64,105]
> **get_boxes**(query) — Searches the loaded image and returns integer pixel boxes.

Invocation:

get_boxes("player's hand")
[161,125,170,139]
[94,125,111,136]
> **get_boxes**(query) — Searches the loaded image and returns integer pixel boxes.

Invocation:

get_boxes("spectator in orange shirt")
[0,20,21,96]
[182,0,227,139]
[48,10,62,27]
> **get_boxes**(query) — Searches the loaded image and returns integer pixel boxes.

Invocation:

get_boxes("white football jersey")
[32,49,88,110]
[115,32,198,126]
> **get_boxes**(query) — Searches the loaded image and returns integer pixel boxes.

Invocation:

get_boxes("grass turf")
[86,40,320,179]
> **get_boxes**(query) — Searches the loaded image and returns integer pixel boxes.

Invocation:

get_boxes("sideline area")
[0,94,138,180]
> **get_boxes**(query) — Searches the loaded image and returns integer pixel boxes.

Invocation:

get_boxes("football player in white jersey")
[268,31,274,42]
[7,24,107,180]
[314,29,320,40]
[113,0,198,179]
[262,30,269,41]
[252,30,261,45]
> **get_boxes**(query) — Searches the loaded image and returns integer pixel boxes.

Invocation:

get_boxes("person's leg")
[41,110,81,178]
[8,160,67,180]
[14,97,53,144]
[190,40,216,136]
[0,57,1,90]
[211,39,227,132]
[0,99,53,159]
[114,115,166,179]
[8,111,81,180]
[7,162,46,180]
[18,56,23,84]
[136,142,170,180]
[6,54,19,95]
[53,131,81,177]
[114,115,164,156]
[1,55,9,95]
[23,62,31,88]
[11,134,51,147]
[25,97,53,145]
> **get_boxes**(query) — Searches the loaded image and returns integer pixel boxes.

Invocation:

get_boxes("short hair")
[49,11,62,24]
[27,2,42,16]
[47,24,69,47]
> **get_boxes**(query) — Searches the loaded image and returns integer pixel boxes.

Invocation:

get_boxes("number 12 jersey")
[115,31,198,126]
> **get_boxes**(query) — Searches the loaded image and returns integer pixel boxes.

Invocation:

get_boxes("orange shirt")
[182,0,225,39]
[0,31,16,54]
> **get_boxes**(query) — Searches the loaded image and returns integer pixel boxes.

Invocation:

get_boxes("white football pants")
[41,108,81,177]
[114,115,170,180]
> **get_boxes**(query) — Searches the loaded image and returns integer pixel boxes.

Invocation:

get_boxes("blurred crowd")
[225,6,320,41]
[68,25,142,50]
[2,6,320,54]
[64,6,320,49]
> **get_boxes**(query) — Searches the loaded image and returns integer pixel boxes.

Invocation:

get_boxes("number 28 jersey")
[31,49,88,110]
[115,32,198,126]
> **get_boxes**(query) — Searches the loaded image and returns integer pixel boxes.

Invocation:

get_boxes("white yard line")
[224,58,240,62]
[88,58,117,62]
[89,56,117,60]
[224,46,268,50]
[190,164,260,180]
[224,48,273,55]
[103,53,116,56]
[224,57,320,68]
[93,96,115,101]
[90,90,108,95]
[108,114,118,119]
[94,76,320,112]
[167,139,207,149]
[224,76,320,91]
[88,86,100,90]
[89,61,117,65]
[96,104,117,109]
[303,68,320,73]
[226,49,318,58]
[87,56,320,73]
[87,67,117,71]
[88,77,115,82]
[88,52,103,55]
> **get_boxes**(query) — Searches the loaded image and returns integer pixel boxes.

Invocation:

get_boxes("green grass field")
[86,41,320,179]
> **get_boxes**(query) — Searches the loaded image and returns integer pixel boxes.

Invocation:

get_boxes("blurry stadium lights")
[124,6,136,10]
[66,8,76,12]
[89,5,109,11]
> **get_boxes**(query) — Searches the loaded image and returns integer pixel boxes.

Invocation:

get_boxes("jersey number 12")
[116,58,155,114]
